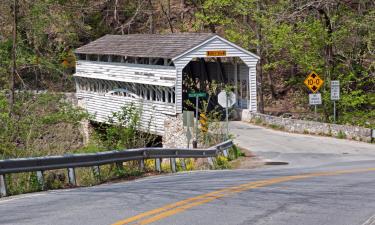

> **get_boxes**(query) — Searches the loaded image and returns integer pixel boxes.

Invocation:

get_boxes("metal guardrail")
[0,140,233,197]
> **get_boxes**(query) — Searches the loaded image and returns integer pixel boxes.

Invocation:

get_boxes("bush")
[214,155,231,169]
[0,92,88,159]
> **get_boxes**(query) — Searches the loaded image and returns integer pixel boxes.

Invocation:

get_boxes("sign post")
[331,80,340,123]
[218,91,236,140]
[304,71,324,121]
[309,93,322,119]
[188,92,207,148]
[183,111,194,148]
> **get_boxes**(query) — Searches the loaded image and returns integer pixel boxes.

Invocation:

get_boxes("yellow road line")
[113,168,375,225]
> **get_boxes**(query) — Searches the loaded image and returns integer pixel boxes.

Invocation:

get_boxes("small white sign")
[309,93,322,105]
[331,80,340,101]
[218,91,236,108]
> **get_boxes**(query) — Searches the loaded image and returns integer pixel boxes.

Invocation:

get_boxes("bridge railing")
[0,140,233,197]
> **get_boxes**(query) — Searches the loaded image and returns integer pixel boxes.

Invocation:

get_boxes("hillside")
[0,0,374,127]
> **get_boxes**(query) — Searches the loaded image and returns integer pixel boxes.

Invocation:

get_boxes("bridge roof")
[75,33,215,59]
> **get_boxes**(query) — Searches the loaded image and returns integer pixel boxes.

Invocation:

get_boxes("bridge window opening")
[88,54,98,61]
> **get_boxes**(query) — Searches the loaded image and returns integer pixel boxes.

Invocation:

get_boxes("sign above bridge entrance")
[206,50,227,57]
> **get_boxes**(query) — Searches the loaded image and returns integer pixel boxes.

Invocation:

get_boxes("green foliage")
[214,155,231,169]
[228,145,244,160]
[93,103,159,150]
[337,131,347,139]
[0,92,88,159]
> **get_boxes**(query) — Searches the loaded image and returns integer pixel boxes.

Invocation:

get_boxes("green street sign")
[188,92,206,98]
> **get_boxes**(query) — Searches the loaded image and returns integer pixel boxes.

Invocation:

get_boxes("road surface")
[1,122,374,225]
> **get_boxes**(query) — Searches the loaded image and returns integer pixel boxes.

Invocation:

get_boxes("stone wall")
[162,114,195,148]
[241,110,373,143]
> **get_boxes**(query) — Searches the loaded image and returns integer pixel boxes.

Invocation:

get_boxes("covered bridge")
[74,33,259,136]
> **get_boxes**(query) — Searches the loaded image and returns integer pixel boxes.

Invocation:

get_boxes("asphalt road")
[229,121,375,168]
[1,122,375,225]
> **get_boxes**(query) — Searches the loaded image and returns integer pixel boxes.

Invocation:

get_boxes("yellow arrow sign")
[304,71,324,93]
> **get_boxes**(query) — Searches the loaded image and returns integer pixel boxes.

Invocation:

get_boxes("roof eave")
[172,35,260,62]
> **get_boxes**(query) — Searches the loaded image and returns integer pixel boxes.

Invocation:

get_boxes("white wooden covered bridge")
[74,33,259,136]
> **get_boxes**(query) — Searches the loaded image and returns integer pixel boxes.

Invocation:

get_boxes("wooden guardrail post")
[139,159,145,171]
[180,159,186,170]
[207,157,214,168]
[222,149,229,157]
[67,168,77,186]
[36,171,45,190]
[0,174,7,197]
[155,158,161,172]
[170,158,177,173]
[116,162,124,171]
[92,166,101,182]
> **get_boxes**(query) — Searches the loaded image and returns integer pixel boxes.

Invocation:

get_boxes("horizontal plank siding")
[249,66,257,111]
[77,92,175,135]
[76,61,176,87]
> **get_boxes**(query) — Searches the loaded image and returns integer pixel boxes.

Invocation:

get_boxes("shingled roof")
[75,33,216,59]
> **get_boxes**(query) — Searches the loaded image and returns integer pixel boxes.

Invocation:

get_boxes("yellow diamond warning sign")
[304,71,324,93]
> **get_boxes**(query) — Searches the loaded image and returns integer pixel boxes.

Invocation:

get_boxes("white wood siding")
[173,36,259,113]
[77,92,174,135]
[76,61,176,87]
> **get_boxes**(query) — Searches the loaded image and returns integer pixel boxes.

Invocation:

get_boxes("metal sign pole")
[226,93,229,140]
[314,105,317,121]
[187,126,190,148]
[333,101,336,123]
[195,96,199,147]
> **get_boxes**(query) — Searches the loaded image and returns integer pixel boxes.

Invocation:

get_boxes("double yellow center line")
[112,168,375,225]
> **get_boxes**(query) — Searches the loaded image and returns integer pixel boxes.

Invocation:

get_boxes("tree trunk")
[255,0,264,113]
[148,0,155,34]
[10,0,17,116]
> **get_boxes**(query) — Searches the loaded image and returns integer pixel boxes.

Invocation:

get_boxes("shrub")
[214,155,231,169]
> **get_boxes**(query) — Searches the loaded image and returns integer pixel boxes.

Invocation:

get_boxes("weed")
[337,130,347,139]
[214,155,231,169]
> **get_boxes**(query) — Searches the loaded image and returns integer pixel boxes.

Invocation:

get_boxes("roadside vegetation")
[1,99,240,196]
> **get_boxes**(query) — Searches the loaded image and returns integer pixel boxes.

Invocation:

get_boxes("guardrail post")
[155,158,161,173]
[67,168,77,186]
[207,157,214,168]
[92,166,101,182]
[0,174,7,197]
[223,149,229,157]
[36,171,45,190]
[180,159,186,170]
[170,158,177,173]
[139,160,145,171]
[116,162,124,171]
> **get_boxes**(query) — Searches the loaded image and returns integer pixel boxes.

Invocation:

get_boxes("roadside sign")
[218,91,236,140]
[183,111,194,127]
[331,80,340,100]
[183,111,194,148]
[188,92,206,148]
[206,50,226,57]
[188,92,206,98]
[309,93,322,105]
[218,91,236,108]
[304,71,324,93]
